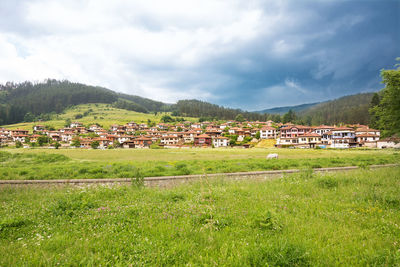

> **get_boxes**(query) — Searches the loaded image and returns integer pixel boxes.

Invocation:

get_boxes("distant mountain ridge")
[0,80,172,125]
[257,102,321,115]
[0,79,377,126]
[297,92,375,125]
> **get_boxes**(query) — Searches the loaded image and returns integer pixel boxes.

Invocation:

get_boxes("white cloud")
[0,0,273,103]
[0,0,397,109]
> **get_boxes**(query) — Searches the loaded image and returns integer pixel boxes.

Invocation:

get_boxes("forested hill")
[173,100,271,121]
[297,92,375,125]
[0,80,170,125]
[0,79,377,126]
[117,93,171,113]
[257,102,320,115]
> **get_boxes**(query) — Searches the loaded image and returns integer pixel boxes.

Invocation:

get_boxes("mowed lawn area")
[1,167,400,265]
[1,148,399,180]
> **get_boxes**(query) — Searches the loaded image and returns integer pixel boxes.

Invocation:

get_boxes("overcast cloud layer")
[0,0,399,110]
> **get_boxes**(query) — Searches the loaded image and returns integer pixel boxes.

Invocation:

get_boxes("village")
[1,119,397,150]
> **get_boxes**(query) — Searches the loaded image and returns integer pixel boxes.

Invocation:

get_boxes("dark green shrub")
[316,176,338,189]
[247,241,311,267]
[253,211,282,232]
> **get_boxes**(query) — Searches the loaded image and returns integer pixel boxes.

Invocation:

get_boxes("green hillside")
[0,80,171,126]
[175,99,270,121]
[2,103,197,131]
[257,102,320,115]
[297,93,375,125]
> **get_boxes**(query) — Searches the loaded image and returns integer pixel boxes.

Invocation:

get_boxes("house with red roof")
[194,134,212,146]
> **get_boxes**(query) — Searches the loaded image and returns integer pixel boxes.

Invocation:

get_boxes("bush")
[131,168,144,188]
[247,241,311,267]
[15,141,23,148]
[316,176,338,189]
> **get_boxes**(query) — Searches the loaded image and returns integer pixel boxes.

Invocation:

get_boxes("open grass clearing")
[0,149,398,180]
[3,147,397,162]
[1,167,399,265]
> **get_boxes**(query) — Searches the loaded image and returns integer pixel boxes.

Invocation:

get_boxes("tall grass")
[0,167,399,265]
[0,150,398,180]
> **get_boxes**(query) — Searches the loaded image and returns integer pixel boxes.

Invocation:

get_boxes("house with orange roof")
[194,134,212,146]
[260,126,277,139]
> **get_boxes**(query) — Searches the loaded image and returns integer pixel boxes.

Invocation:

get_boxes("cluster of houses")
[0,120,398,149]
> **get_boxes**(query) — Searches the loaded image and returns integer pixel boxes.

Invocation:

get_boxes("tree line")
[172,100,276,122]
[0,80,172,125]
[369,60,400,137]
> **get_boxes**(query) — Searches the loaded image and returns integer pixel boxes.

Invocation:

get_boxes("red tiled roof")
[299,132,321,137]
[197,134,211,138]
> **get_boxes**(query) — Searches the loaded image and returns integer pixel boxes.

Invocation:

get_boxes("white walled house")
[212,136,230,147]
[297,133,322,148]
[356,128,380,137]
[160,135,180,146]
[327,127,357,148]
[313,126,334,135]
[70,122,83,128]
[260,126,277,139]
[12,134,28,143]
[377,137,400,149]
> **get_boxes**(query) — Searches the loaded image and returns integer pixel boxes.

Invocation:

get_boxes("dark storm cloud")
[0,0,398,110]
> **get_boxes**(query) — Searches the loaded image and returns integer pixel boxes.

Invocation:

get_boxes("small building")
[212,136,230,148]
[298,132,322,148]
[194,134,212,146]
[70,122,83,128]
[33,125,45,132]
[160,135,181,146]
[133,137,152,148]
[377,136,400,149]
[260,126,277,139]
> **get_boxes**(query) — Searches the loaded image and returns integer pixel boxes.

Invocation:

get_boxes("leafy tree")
[113,140,121,148]
[54,142,61,149]
[369,93,381,129]
[255,131,261,139]
[91,141,100,149]
[282,110,296,123]
[65,118,71,127]
[71,138,81,147]
[235,114,245,122]
[23,112,35,122]
[161,115,174,123]
[37,136,49,146]
[15,141,22,148]
[371,60,400,137]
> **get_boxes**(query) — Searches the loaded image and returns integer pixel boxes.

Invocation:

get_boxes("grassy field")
[0,148,399,180]
[1,167,399,265]
[2,103,198,131]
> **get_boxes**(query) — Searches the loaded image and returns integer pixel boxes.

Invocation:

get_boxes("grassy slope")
[1,149,398,180]
[2,103,198,131]
[1,167,399,265]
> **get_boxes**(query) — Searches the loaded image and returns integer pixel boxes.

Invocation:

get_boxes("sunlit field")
[1,167,399,266]
[2,103,198,131]
[1,148,398,180]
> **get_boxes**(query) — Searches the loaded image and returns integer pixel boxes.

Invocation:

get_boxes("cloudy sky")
[0,0,399,110]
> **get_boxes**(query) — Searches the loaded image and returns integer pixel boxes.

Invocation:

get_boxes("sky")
[0,0,399,111]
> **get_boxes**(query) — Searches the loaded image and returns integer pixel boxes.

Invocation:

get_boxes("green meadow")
[2,103,198,131]
[0,148,399,180]
[1,167,400,266]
